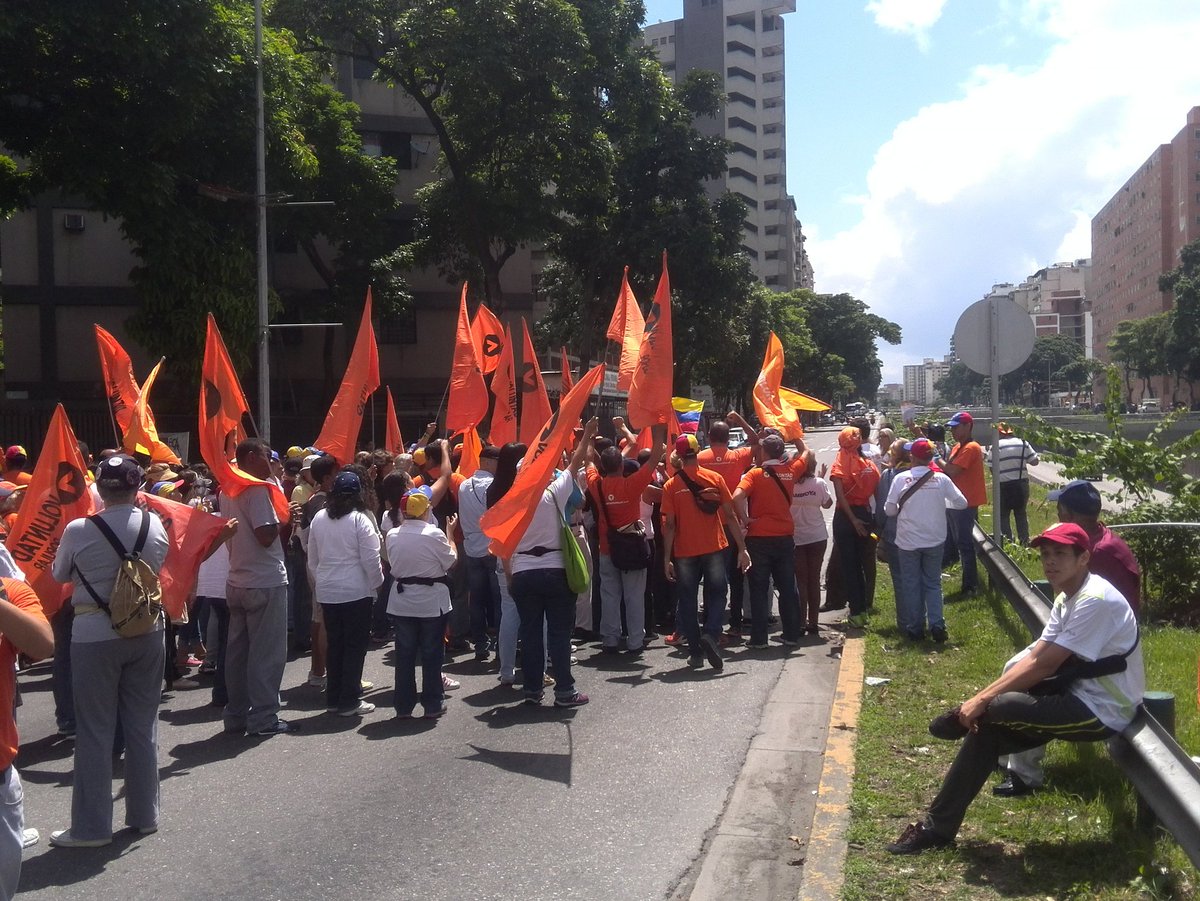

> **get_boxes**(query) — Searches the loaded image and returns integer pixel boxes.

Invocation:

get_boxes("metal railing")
[973,525,1200,868]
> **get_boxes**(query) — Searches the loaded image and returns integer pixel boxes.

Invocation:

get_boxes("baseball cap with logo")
[96,454,144,490]
[675,434,700,458]
[1047,479,1103,517]
[946,411,974,428]
[908,438,934,461]
[1029,521,1091,552]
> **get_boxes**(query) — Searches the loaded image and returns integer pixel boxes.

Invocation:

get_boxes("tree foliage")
[0,0,404,381]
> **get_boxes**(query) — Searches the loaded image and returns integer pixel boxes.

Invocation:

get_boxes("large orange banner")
[136,492,227,620]
[446,285,489,431]
[753,332,804,440]
[626,252,673,430]
[517,318,552,445]
[315,290,380,465]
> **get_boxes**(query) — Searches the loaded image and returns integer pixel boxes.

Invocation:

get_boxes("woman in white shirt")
[791,450,833,635]
[386,488,458,719]
[307,471,383,717]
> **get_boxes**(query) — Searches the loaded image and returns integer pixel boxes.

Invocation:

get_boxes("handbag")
[557,503,591,594]
[597,484,653,572]
[1029,627,1140,695]
[678,468,721,515]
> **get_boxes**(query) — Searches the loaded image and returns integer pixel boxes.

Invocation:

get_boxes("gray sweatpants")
[71,631,165,840]
[223,585,288,733]
[0,766,24,901]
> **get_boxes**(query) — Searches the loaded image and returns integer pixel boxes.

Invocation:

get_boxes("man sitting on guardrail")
[886,522,1144,854]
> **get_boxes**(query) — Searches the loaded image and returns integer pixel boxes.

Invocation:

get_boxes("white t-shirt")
[883,465,969,551]
[195,518,230,600]
[307,508,383,604]
[1040,573,1144,730]
[386,519,457,617]
[511,470,575,573]
[791,476,831,546]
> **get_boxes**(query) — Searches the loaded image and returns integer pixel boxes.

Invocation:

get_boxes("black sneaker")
[993,772,1037,797]
[700,633,724,672]
[251,719,299,736]
[928,707,969,740]
[687,656,704,669]
[886,821,953,855]
[931,626,948,644]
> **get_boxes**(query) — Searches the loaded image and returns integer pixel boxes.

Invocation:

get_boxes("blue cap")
[331,471,362,495]
[1047,480,1102,517]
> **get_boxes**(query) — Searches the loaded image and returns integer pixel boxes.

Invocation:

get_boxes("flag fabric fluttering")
[607,267,645,393]
[199,315,290,521]
[137,492,227,621]
[752,332,804,440]
[626,252,673,430]
[122,357,181,465]
[481,363,605,558]
[671,396,704,435]
[456,426,482,477]
[6,405,96,615]
[517,318,552,446]
[779,387,831,413]
[560,347,574,396]
[385,386,405,454]
[469,303,506,376]
[489,324,518,447]
[314,290,380,465]
[446,284,489,432]
[94,325,141,433]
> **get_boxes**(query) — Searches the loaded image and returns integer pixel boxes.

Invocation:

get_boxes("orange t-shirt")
[696,445,753,493]
[737,458,807,538]
[0,578,48,769]
[588,464,656,555]
[662,465,732,558]
[2,470,31,487]
[947,441,987,507]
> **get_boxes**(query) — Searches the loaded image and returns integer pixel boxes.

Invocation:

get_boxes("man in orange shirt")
[733,434,807,649]
[941,411,987,595]
[0,575,56,894]
[587,441,665,655]
[662,435,749,671]
[697,417,758,636]
[1,448,31,487]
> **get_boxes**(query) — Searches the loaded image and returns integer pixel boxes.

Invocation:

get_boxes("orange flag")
[560,347,574,396]
[482,363,605,558]
[384,386,405,454]
[122,357,181,465]
[136,492,227,621]
[779,386,830,413]
[518,318,552,445]
[607,267,645,392]
[6,405,96,615]
[489,324,518,447]
[199,315,290,521]
[753,332,804,440]
[315,290,380,465]
[470,303,506,375]
[626,252,674,430]
[456,426,482,476]
[446,284,489,431]
[94,325,140,433]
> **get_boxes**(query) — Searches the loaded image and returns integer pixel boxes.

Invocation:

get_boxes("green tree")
[1108,315,1169,405]
[1001,333,1084,406]
[934,362,985,406]
[1159,237,1200,405]
[787,292,900,405]
[0,0,403,383]
[279,0,642,311]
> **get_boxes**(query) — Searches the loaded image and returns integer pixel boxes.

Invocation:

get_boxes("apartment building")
[643,0,813,291]
[1005,260,1093,357]
[902,357,950,406]
[1091,105,1200,398]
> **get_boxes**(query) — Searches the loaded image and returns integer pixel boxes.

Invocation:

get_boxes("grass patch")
[841,491,1199,899]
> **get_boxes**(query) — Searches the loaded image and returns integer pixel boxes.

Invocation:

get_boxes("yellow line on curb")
[797,636,866,901]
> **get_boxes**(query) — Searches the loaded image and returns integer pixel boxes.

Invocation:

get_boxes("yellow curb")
[797,635,866,900]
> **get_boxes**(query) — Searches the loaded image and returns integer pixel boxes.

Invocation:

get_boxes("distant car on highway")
[819,412,835,427]
[1139,399,1161,414]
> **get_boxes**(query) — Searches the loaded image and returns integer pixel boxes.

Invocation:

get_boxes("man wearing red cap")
[940,411,986,595]
[1,448,31,487]
[887,522,1144,854]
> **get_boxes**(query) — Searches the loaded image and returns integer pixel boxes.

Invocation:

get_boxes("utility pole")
[254,0,270,442]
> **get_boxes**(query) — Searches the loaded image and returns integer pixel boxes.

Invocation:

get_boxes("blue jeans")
[881,541,905,630]
[746,535,801,644]
[465,553,501,654]
[898,546,945,636]
[511,568,577,701]
[673,551,727,656]
[947,507,980,591]
[391,613,447,715]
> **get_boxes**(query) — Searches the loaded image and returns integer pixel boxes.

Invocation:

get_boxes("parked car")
[819,412,836,427]
[727,427,748,448]
[1139,399,1161,414]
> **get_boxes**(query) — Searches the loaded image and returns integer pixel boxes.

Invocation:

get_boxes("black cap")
[96,454,143,490]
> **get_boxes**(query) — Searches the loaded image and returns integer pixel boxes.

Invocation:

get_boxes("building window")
[762,70,783,83]
[765,225,779,236]
[353,54,378,80]
[730,142,757,158]
[763,148,780,160]
[765,251,780,261]
[726,91,756,108]
[765,275,781,286]
[764,174,780,185]
[727,66,756,82]
[764,200,779,211]
[734,192,759,209]
[378,308,418,345]
[729,167,757,183]
[668,34,675,42]
[743,220,759,234]
[362,131,415,169]
[727,116,756,133]
[762,122,781,134]
[763,97,782,109]
[741,245,759,260]
[763,15,778,31]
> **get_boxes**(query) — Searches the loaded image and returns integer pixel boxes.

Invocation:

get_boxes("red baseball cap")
[1029,522,1091,552]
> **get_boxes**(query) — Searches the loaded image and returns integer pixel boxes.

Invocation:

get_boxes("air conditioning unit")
[63,213,86,232]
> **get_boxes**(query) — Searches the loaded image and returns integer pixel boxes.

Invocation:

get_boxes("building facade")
[1090,106,1200,399]
[643,0,812,291]
[1003,260,1093,357]
[902,357,951,406]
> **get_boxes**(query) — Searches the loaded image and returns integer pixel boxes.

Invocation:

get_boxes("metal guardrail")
[973,524,1200,869]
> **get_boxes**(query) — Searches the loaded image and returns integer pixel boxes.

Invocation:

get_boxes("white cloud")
[866,0,949,47]
[809,0,1200,382]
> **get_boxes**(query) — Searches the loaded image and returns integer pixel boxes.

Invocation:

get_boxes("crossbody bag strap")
[896,470,935,514]
[761,465,792,504]
[678,469,716,510]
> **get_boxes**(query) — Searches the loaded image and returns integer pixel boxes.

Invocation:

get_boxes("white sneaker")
[306,673,326,688]
[441,675,460,691]
[337,701,376,717]
[21,828,39,849]
[49,829,111,848]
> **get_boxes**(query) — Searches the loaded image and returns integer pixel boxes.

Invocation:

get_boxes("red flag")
[489,324,517,447]
[607,267,645,393]
[122,357,181,465]
[95,325,140,433]
[7,406,96,615]
[199,315,290,521]
[481,364,605,558]
[136,492,226,621]
[518,318,552,445]
[446,284,489,431]
[385,386,405,454]
[626,252,673,430]
[456,427,482,477]
[315,290,380,465]
[470,303,506,375]
[560,347,574,396]
[753,332,804,440]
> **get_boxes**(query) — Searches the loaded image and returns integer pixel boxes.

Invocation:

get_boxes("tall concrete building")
[644,0,813,291]
[902,357,950,406]
[1004,260,1093,357]
[1091,106,1200,399]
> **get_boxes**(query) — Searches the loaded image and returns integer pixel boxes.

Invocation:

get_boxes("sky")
[641,0,1200,383]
